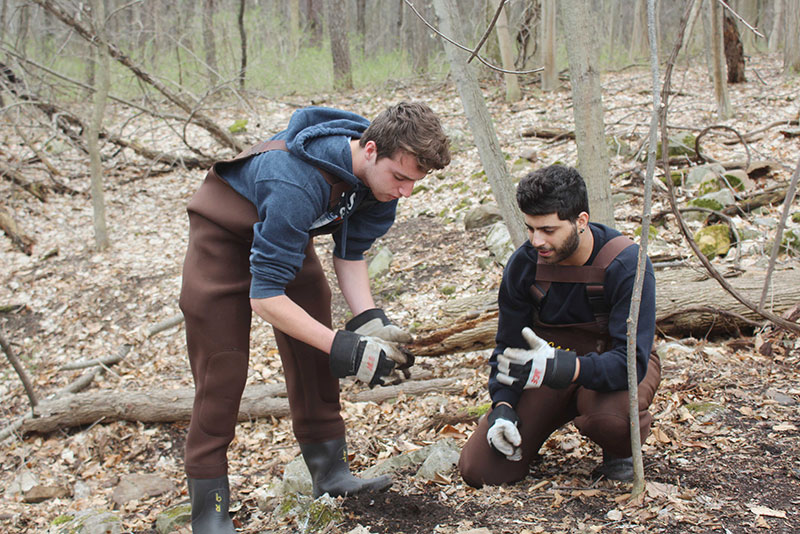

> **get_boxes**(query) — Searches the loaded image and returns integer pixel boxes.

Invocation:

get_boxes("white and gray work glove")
[497,327,577,390]
[486,404,522,461]
[329,330,407,387]
[345,308,413,343]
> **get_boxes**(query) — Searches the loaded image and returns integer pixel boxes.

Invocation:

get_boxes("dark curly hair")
[516,165,589,221]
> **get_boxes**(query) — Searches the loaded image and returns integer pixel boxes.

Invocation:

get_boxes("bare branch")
[0,330,38,409]
[403,0,543,76]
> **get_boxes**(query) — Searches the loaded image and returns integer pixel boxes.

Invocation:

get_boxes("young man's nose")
[399,181,414,197]
[530,231,546,247]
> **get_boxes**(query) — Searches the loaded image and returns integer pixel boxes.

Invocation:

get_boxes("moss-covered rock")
[781,228,800,255]
[694,224,731,258]
[655,133,697,160]
[155,503,191,534]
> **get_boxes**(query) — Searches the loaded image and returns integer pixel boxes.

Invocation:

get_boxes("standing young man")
[459,165,661,487]
[179,102,450,532]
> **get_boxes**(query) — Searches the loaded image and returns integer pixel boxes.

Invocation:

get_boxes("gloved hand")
[496,327,577,390]
[486,404,522,461]
[346,308,413,344]
[329,330,406,387]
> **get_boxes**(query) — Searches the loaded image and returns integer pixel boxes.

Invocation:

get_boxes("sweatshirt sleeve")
[249,178,326,298]
[488,246,538,408]
[575,249,656,391]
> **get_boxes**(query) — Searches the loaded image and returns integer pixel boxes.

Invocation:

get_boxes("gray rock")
[415,440,461,481]
[367,247,393,278]
[362,438,459,479]
[7,469,38,497]
[155,502,192,534]
[486,222,515,266]
[112,474,174,507]
[49,510,121,534]
[766,389,798,406]
[686,163,725,187]
[464,204,502,230]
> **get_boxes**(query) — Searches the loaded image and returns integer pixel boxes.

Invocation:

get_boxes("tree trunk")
[289,0,300,53]
[409,0,431,73]
[432,0,527,249]
[238,0,247,90]
[355,0,366,55]
[784,0,800,75]
[202,0,219,87]
[559,0,614,228]
[493,0,521,102]
[404,267,800,357]
[88,0,109,250]
[736,0,758,54]
[769,0,783,53]
[327,0,353,90]
[723,13,746,83]
[711,0,732,118]
[630,0,648,61]
[540,0,556,91]
[306,0,323,48]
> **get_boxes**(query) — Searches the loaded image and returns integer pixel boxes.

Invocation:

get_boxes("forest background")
[1,0,799,533]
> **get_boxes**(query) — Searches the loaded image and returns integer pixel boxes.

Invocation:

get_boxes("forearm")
[251,295,336,353]
[333,256,375,315]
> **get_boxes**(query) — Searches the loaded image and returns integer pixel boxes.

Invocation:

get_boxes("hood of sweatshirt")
[279,106,370,187]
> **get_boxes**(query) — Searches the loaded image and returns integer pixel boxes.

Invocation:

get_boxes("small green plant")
[228,119,248,133]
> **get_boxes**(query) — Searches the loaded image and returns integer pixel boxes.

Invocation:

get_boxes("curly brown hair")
[360,102,451,172]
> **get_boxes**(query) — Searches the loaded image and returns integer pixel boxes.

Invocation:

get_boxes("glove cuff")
[330,330,361,378]
[345,308,388,332]
[546,349,577,388]
[487,403,519,426]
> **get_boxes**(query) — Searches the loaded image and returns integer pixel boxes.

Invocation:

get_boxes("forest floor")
[1,54,799,533]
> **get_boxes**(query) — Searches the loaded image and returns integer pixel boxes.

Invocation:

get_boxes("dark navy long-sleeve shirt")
[489,223,657,408]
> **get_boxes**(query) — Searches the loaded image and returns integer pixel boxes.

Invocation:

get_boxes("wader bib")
[459,236,662,487]
[180,141,355,478]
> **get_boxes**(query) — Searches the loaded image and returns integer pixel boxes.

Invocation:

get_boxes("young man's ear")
[362,140,378,161]
[577,211,590,232]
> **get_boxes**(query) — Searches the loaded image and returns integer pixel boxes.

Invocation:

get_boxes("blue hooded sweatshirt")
[218,107,397,299]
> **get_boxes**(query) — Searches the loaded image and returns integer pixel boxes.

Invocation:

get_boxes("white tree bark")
[784,0,800,75]
[768,0,784,53]
[431,0,526,248]
[88,0,109,250]
[493,0,520,102]
[540,0,557,91]
[711,0,732,118]
[559,0,614,227]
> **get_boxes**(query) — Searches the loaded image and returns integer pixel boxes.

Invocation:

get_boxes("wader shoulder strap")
[529,234,636,314]
[223,139,351,209]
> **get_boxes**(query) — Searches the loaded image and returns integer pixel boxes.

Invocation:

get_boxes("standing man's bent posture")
[179,102,450,532]
[459,165,661,487]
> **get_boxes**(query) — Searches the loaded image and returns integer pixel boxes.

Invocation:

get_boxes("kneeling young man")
[459,165,661,487]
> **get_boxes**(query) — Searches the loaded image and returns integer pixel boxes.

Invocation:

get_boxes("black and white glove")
[346,308,413,344]
[496,327,577,390]
[346,308,415,375]
[486,404,522,461]
[329,330,405,387]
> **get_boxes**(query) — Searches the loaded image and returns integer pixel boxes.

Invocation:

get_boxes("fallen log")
[407,267,800,356]
[0,204,35,255]
[17,377,458,435]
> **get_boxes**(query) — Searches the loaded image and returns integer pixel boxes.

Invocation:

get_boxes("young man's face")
[523,212,582,264]
[360,143,426,202]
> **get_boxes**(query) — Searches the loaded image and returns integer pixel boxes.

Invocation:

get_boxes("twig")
[714,0,764,39]
[694,124,751,171]
[760,155,800,309]
[466,0,507,63]
[0,330,38,409]
[402,0,543,76]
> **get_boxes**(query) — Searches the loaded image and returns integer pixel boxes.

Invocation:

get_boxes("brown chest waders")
[459,236,662,487]
[179,141,350,478]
